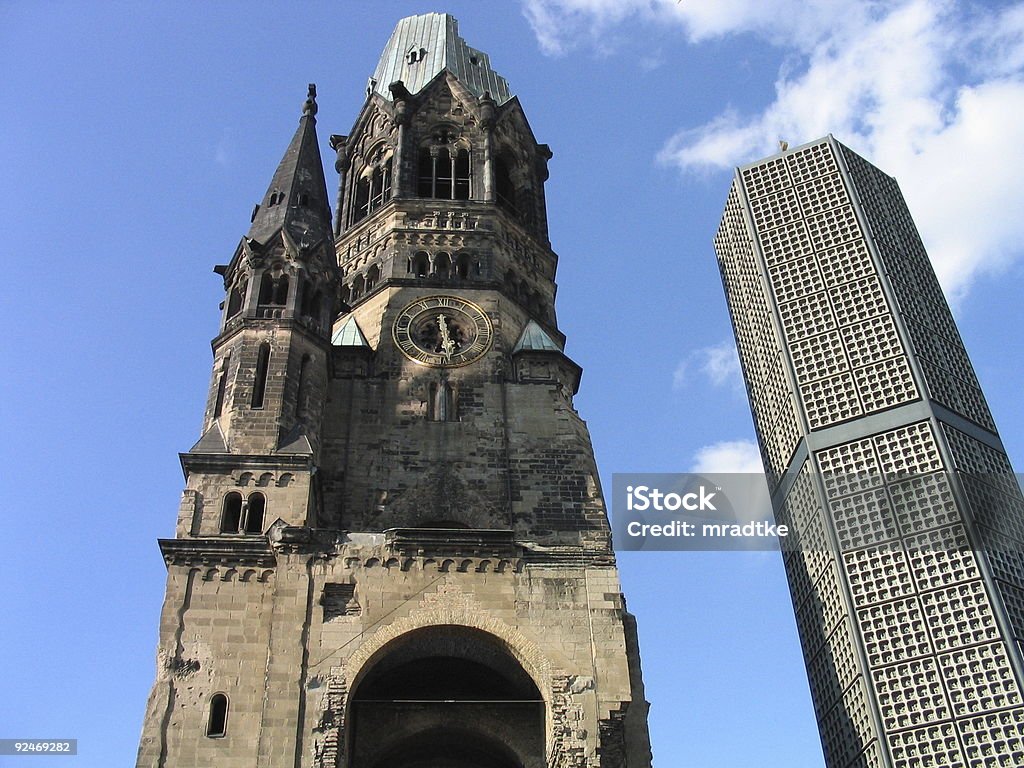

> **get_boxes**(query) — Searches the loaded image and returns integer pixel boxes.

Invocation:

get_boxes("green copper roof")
[332,316,369,347]
[370,13,512,105]
[513,320,561,353]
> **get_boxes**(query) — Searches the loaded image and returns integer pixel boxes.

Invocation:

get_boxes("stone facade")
[715,136,1024,768]
[136,13,651,768]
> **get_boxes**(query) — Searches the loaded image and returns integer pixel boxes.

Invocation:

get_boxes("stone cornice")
[159,536,276,568]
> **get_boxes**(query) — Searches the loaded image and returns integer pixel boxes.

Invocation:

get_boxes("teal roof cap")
[370,13,513,105]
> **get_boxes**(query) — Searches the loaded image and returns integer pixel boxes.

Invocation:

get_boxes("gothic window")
[428,382,457,421]
[417,133,470,200]
[206,693,228,737]
[530,290,545,318]
[244,493,266,534]
[268,191,283,207]
[370,163,392,211]
[434,252,451,280]
[297,192,309,207]
[220,493,243,533]
[410,252,429,278]
[406,47,426,64]
[352,156,392,225]
[366,264,380,291]
[353,177,370,224]
[455,253,472,280]
[495,155,516,213]
[251,343,271,409]
[258,272,288,306]
[352,274,365,300]
[311,289,323,322]
[226,278,245,318]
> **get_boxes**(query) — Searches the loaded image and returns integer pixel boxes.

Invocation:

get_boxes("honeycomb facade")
[716,136,1024,768]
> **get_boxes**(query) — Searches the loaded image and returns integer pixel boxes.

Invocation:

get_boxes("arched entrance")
[347,626,546,768]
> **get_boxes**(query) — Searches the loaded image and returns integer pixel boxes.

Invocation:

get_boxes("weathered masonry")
[136,13,652,768]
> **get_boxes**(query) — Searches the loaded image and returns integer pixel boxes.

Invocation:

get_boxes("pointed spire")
[247,84,331,249]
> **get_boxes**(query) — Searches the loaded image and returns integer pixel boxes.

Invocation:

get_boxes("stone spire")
[247,84,332,249]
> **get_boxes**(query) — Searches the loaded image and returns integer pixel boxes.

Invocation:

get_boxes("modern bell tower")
[136,13,652,768]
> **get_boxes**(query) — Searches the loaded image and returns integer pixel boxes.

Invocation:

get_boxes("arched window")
[434,253,451,280]
[244,493,266,534]
[220,493,242,533]
[352,156,392,225]
[259,272,288,307]
[352,274,365,300]
[226,283,244,318]
[428,382,456,422]
[353,177,370,223]
[251,343,271,409]
[417,138,470,200]
[411,252,429,278]
[455,253,472,280]
[366,264,380,291]
[206,693,228,737]
[370,162,392,212]
[340,284,351,305]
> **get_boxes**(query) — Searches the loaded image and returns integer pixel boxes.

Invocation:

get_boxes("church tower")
[136,13,652,768]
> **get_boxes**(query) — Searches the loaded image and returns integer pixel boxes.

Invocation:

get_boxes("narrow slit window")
[213,371,227,418]
[251,343,271,409]
[296,355,310,417]
[495,156,516,212]
[454,149,470,200]
[206,693,228,737]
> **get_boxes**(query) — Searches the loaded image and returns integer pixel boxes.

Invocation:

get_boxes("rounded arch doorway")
[348,625,546,768]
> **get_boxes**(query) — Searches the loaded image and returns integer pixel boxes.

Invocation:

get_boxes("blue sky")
[2,1,1023,766]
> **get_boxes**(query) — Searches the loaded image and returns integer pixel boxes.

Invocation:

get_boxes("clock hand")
[437,313,457,360]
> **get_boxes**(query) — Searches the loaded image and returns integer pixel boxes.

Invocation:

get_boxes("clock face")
[393,295,494,368]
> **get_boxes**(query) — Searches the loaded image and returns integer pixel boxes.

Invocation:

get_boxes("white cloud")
[521,0,866,54]
[690,439,764,473]
[527,0,1024,303]
[701,341,741,386]
[214,127,233,167]
[672,341,742,391]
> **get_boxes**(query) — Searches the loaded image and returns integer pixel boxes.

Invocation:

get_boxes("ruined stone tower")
[136,13,652,768]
